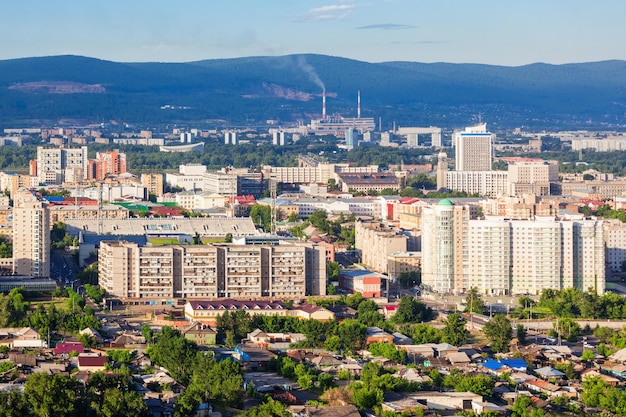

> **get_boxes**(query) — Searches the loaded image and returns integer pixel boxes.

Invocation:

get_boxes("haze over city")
[2,0,625,65]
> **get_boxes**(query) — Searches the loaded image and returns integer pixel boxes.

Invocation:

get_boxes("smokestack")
[357,90,361,119]
[322,89,327,119]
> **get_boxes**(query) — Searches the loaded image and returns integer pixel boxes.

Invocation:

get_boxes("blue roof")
[482,359,504,371]
[44,196,65,202]
[500,359,528,370]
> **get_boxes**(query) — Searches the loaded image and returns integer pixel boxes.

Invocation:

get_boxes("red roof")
[149,206,187,216]
[78,354,107,367]
[54,342,84,355]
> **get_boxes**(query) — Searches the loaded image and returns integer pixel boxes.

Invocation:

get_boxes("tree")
[411,323,443,344]
[25,373,86,417]
[594,326,614,344]
[326,261,339,282]
[516,324,527,345]
[391,296,433,324]
[510,395,546,417]
[141,324,154,344]
[147,327,197,386]
[581,349,595,362]
[224,233,233,243]
[250,204,272,232]
[483,314,513,353]
[397,271,420,288]
[442,313,469,346]
[337,320,366,353]
[464,287,485,314]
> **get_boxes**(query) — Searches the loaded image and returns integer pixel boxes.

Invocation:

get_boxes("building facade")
[421,199,605,295]
[355,221,408,274]
[99,241,326,300]
[13,189,50,277]
[453,124,494,172]
[35,146,89,184]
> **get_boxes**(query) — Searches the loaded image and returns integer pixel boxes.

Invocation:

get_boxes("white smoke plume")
[297,56,325,91]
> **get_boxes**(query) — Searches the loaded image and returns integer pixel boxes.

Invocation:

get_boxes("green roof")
[438,199,454,206]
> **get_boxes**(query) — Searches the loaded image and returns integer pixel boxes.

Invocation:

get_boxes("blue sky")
[3,0,625,66]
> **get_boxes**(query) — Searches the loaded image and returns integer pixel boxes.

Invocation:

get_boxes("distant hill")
[0,54,624,129]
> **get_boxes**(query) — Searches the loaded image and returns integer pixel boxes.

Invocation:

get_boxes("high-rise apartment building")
[421,200,605,295]
[13,189,50,277]
[35,146,89,184]
[507,159,559,196]
[453,123,494,171]
[141,173,164,197]
[99,241,326,300]
[345,129,358,150]
[355,221,408,274]
[88,150,127,180]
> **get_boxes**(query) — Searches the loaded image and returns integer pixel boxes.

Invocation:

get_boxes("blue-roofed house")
[500,359,528,372]
[482,359,506,375]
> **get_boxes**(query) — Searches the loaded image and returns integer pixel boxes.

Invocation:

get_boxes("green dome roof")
[438,199,454,206]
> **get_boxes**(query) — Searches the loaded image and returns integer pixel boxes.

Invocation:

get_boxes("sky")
[2,0,625,66]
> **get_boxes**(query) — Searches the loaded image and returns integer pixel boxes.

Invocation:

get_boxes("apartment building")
[34,146,89,184]
[355,221,408,274]
[604,219,626,274]
[445,171,509,197]
[88,150,127,181]
[507,159,559,196]
[421,199,605,295]
[453,123,494,172]
[99,240,326,300]
[12,189,50,277]
[49,204,130,224]
[141,173,164,197]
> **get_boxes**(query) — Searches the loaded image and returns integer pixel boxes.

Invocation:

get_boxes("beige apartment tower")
[99,241,326,300]
[13,189,50,277]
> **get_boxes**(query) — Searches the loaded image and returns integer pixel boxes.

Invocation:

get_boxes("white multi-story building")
[604,219,626,274]
[36,146,89,184]
[421,200,605,295]
[453,123,494,172]
[445,171,509,197]
[12,189,50,277]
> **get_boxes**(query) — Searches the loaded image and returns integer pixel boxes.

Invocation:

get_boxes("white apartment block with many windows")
[421,200,605,296]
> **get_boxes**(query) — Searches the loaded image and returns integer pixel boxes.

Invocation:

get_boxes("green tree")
[337,320,367,353]
[141,324,154,344]
[510,395,546,417]
[483,314,513,353]
[147,327,198,386]
[594,326,614,344]
[516,324,527,345]
[0,389,31,417]
[411,323,443,344]
[442,313,469,346]
[581,349,595,362]
[397,271,420,288]
[250,204,272,232]
[464,287,485,314]
[391,296,433,324]
[25,373,86,417]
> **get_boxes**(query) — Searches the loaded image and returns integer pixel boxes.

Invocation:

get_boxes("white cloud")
[291,3,358,22]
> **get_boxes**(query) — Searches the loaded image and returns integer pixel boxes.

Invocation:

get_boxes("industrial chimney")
[322,89,327,119]
[357,90,361,119]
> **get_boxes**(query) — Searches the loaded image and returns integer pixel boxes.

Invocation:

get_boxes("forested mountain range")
[0,54,624,129]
